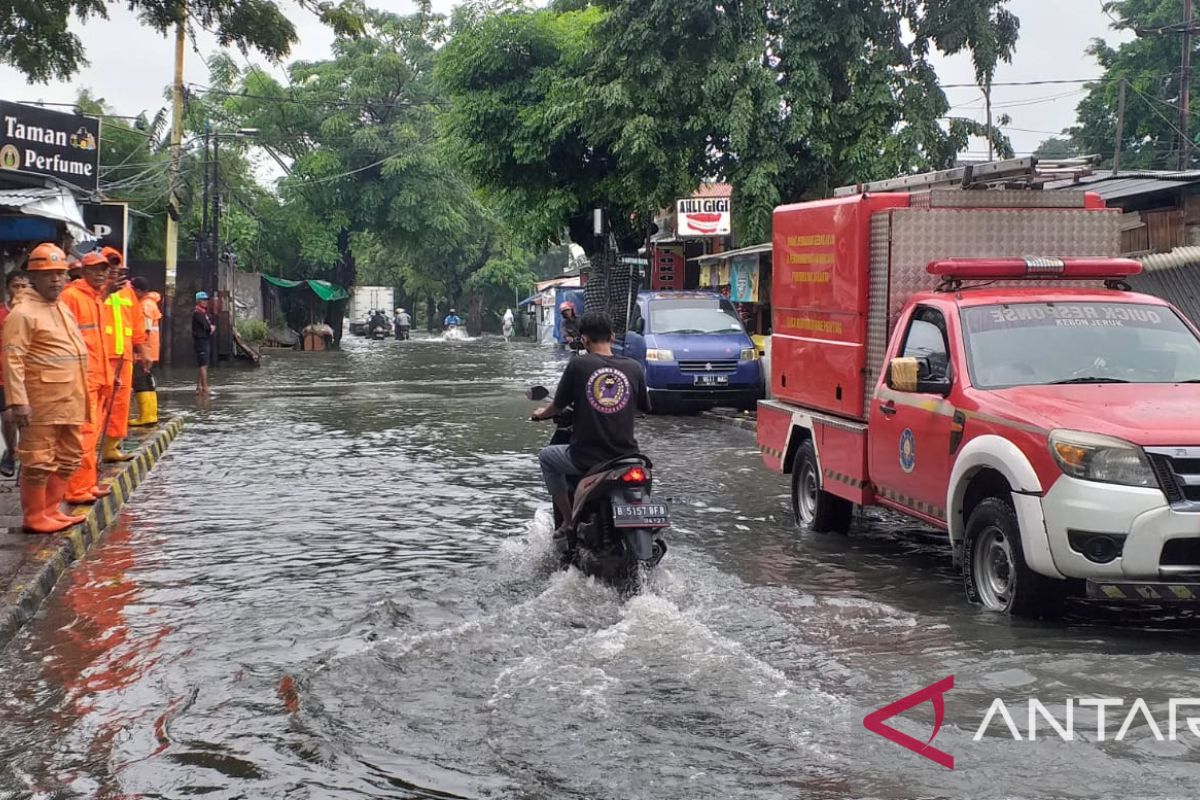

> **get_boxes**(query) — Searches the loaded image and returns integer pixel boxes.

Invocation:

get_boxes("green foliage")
[1068,0,1195,169]
[236,318,270,342]
[1034,137,1079,159]
[2,0,366,83]
[439,0,1019,246]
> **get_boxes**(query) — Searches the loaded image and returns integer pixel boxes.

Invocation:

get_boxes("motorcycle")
[527,386,668,592]
[443,324,468,341]
[369,321,391,340]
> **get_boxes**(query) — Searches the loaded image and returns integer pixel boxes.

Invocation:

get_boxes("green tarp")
[261,274,349,302]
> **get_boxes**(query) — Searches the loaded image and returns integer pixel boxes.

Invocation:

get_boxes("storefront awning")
[262,274,349,302]
[0,185,96,246]
[694,242,771,265]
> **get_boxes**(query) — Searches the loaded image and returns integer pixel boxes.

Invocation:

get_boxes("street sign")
[82,201,128,262]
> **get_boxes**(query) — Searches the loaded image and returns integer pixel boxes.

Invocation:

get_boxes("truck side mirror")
[633,317,645,335]
[889,356,952,396]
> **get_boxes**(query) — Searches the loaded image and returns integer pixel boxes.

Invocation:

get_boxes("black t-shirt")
[192,308,212,339]
[553,353,649,471]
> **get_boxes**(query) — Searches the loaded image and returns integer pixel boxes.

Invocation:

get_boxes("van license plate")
[612,502,670,528]
[693,374,729,386]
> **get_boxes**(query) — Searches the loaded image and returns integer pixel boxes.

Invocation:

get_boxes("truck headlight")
[1048,430,1156,488]
[645,349,675,361]
[740,347,759,361]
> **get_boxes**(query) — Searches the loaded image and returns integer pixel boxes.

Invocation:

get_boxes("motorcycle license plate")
[693,374,729,386]
[612,502,670,528]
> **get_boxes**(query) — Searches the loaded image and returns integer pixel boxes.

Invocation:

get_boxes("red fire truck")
[757,159,1200,616]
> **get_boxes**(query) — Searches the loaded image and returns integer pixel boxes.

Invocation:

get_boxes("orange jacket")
[2,287,89,423]
[101,285,146,359]
[141,291,162,363]
[61,279,114,389]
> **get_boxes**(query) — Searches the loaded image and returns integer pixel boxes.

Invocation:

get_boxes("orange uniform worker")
[2,243,90,534]
[60,252,116,503]
[130,278,161,427]
[98,247,148,462]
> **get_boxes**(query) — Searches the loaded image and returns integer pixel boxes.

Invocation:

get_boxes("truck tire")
[791,440,852,534]
[963,497,1065,618]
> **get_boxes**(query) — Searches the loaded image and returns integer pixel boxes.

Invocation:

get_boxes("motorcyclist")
[531,311,649,546]
[394,307,411,340]
[443,308,463,329]
[559,302,581,348]
[370,309,389,333]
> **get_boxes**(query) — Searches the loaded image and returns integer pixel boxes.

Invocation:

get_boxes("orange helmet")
[80,251,108,268]
[26,243,69,271]
[100,246,123,267]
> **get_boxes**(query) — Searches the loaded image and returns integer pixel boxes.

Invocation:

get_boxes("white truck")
[348,286,396,336]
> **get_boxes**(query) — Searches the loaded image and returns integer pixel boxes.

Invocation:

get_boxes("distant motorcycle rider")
[394,307,411,340]
[532,311,649,545]
[559,302,580,348]
[444,308,463,329]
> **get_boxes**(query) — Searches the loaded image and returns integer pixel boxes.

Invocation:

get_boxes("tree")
[1068,0,1193,169]
[439,0,1018,247]
[1033,137,1079,159]
[2,0,365,82]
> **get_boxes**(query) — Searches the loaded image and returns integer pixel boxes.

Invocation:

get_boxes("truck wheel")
[791,440,852,534]
[963,497,1064,618]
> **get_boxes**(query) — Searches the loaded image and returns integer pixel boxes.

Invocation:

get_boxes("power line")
[187,83,446,110]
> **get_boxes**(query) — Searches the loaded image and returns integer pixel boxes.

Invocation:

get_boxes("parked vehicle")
[528,386,668,592]
[617,291,763,414]
[348,286,396,334]
[756,158,1200,617]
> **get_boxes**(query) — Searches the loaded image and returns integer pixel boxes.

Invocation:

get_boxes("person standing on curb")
[0,269,31,477]
[2,243,90,534]
[193,292,216,394]
[99,248,147,463]
[130,277,161,427]
[60,252,116,504]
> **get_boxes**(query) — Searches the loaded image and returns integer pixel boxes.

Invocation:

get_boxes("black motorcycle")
[369,318,391,340]
[527,386,668,592]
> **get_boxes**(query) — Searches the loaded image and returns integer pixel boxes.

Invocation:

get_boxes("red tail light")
[622,466,648,484]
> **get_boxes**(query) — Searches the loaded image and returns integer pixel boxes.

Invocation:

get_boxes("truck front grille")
[1146,448,1200,507]
[677,359,738,373]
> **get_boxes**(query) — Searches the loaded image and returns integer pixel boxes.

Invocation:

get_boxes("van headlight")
[740,347,759,361]
[1048,430,1156,488]
[645,349,675,362]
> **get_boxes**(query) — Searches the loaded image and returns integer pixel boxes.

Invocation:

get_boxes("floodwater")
[0,334,1198,800]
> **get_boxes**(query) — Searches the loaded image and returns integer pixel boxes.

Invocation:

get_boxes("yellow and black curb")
[0,417,184,652]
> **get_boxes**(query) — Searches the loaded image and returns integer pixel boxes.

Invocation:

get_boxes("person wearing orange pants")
[99,247,147,462]
[2,243,91,534]
[61,252,116,503]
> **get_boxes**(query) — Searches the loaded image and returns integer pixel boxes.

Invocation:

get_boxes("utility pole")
[201,123,210,261]
[1114,78,1127,175]
[985,80,994,161]
[1182,0,1194,169]
[164,3,186,368]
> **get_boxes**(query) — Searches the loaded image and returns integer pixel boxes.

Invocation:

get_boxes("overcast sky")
[3,0,1128,160]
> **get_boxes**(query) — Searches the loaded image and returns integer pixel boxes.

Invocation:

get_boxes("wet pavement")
[0,333,1198,799]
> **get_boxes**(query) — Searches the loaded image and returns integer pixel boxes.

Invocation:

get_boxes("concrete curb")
[0,417,184,652]
[700,410,758,433]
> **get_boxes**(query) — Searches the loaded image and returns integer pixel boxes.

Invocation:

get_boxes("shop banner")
[676,196,731,237]
[730,255,759,303]
[82,201,128,262]
[0,101,100,193]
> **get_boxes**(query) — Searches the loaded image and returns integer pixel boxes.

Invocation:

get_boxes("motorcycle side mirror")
[526,386,550,401]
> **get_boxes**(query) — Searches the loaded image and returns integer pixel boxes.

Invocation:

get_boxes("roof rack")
[833,157,1045,196]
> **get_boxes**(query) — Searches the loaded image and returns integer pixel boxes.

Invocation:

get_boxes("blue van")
[618,291,763,413]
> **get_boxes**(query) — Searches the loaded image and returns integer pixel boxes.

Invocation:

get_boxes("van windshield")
[648,299,745,335]
[960,302,1200,388]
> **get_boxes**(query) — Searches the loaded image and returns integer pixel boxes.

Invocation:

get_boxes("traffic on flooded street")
[1,336,1200,800]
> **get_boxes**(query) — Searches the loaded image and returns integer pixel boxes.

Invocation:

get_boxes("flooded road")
[1,334,1199,799]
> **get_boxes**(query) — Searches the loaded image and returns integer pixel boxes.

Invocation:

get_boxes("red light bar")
[927,257,1143,281]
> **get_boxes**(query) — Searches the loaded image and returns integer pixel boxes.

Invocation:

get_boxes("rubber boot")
[20,482,71,534]
[91,483,112,498]
[46,474,87,525]
[102,436,134,462]
[129,392,158,427]
[128,392,143,426]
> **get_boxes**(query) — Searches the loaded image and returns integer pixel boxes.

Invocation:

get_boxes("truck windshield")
[961,302,1200,388]
[649,300,745,335]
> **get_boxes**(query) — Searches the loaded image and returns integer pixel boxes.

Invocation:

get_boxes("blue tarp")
[517,293,540,307]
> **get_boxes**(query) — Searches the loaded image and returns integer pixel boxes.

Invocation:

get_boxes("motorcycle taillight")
[621,466,648,484]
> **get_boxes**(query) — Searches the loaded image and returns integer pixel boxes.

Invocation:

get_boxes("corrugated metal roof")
[1045,169,1200,200]
[0,187,60,208]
